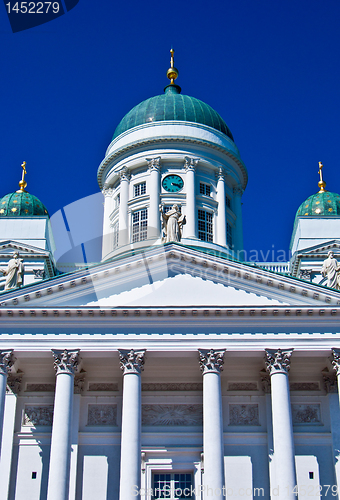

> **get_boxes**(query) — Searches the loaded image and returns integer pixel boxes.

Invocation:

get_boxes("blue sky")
[1,0,340,262]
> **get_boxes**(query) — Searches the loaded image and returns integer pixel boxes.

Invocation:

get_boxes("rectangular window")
[134,181,146,197]
[113,221,119,249]
[198,209,213,242]
[199,182,211,196]
[153,473,193,499]
[115,194,120,208]
[132,209,148,243]
[227,222,232,247]
[226,195,231,209]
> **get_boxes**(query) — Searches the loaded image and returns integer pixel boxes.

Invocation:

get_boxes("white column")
[119,349,145,500]
[216,167,227,247]
[233,186,244,254]
[47,349,80,500]
[118,167,131,247]
[199,349,225,499]
[0,371,21,500]
[147,157,161,240]
[0,350,14,458]
[68,372,85,500]
[329,350,340,492]
[184,157,199,239]
[265,349,297,500]
[102,187,114,260]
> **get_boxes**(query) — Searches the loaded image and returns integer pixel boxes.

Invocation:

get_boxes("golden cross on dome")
[318,161,326,192]
[166,48,179,85]
[17,161,28,193]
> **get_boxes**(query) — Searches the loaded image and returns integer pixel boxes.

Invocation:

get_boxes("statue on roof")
[0,252,25,290]
[160,204,186,243]
[322,251,340,290]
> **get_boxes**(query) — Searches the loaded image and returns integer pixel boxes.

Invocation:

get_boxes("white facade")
[1,78,340,500]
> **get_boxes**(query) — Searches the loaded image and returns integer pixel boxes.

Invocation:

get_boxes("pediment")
[0,240,50,258]
[296,240,340,257]
[0,243,339,308]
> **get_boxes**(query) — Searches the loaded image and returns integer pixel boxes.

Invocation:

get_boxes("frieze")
[142,404,203,426]
[291,404,321,424]
[228,383,258,391]
[229,404,260,426]
[87,404,117,426]
[142,383,203,391]
[290,383,320,391]
[25,383,55,392]
[23,405,54,426]
[88,383,119,392]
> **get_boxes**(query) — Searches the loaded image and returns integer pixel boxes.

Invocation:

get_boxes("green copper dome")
[0,191,49,217]
[295,191,340,219]
[113,85,234,141]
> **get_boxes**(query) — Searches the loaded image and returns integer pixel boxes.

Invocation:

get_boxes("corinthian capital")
[265,349,293,375]
[184,156,199,172]
[198,349,225,375]
[119,167,131,182]
[331,349,340,376]
[102,187,113,198]
[0,350,15,376]
[119,349,146,375]
[146,157,161,172]
[52,349,80,375]
[233,186,244,196]
[215,167,225,182]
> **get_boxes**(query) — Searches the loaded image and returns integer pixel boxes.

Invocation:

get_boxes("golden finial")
[318,161,327,192]
[17,161,27,193]
[166,48,179,84]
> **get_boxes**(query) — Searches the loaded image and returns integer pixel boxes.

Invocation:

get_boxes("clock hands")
[171,182,182,188]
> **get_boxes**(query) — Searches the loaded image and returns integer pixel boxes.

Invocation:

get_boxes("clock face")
[162,174,184,193]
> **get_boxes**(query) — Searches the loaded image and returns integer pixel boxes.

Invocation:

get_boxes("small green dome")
[0,191,49,217]
[296,191,340,218]
[113,85,234,141]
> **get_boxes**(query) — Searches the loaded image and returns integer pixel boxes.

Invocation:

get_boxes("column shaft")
[216,169,227,247]
[102,188,114,260]
[119,349,145,500]
[199,349,225,500]
[184,157,198,239]
[0,351,14,458]
[266,349,297,500]
[147,158,161,239]
[233,187,244,253]
[118,168,130,246]
[47,350,79,500]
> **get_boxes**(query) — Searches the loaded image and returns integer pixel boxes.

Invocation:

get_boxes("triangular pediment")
[0,240,50,257]
[296,240,340,257]
[290,239,340,276]
[0,243,339,308]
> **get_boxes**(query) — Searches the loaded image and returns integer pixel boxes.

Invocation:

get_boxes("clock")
[162,174,184,193]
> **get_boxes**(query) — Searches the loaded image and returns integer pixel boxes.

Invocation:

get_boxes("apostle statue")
[160,204,186,243]
[0,252,25,290]
[321,251,340,290]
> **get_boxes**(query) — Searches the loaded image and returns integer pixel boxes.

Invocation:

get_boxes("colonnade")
[109,157,238,248]
[1,348,340,500]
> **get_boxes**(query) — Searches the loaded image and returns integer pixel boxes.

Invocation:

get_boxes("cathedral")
[1,51,340,500]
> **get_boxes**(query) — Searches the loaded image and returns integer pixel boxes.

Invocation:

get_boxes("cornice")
[97,136,248,191]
